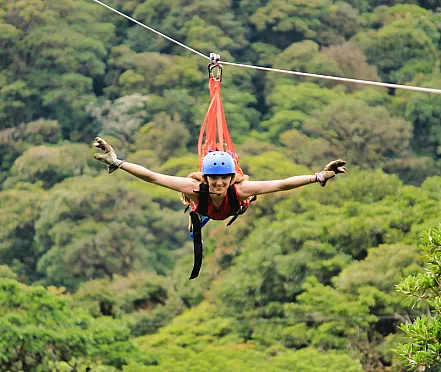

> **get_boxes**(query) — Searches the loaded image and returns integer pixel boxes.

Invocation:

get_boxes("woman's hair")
[180,171,250,206]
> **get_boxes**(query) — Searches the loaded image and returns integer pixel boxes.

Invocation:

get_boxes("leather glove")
[93,137,124,173]
[316,159,346,187]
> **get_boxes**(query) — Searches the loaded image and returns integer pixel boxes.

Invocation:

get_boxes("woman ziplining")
[93,56,347,279]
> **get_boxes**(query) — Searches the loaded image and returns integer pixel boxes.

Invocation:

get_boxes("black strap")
[226,195,257,226]
[227,185,240,214]
[196,183,210,216]
[189,211,203,279]
[187,184,254,278]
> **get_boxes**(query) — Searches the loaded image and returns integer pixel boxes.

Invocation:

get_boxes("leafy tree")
[0,184,48,282]
[127,0,247,55]
[72,272,186,336]
[262,82,341,142]
[356,19,437,83]
[134,112,191,162]
[272,347,363,372]
[0,119,62,180]
[132,300,363,371]
[0,80,34,128]
[0,265,18,280]
[34,175,185,288]
[0,278,153,371]
[316,2,363,46]
[250,0,331,49]
[279,129,331,169]
[158,153,199,177]
[1,0,116,138]
[334,243,421,294]
[404,87,441,159]
[394,226,441,371]
[368,4,434,33]
[303,98,413,170]
[264,41,344,90]
[322,42,380,93]
[285,276,382,368]
[88,94,150,144]
[5,143,92,189]
[239,151,311,180]
[385,156,441,186]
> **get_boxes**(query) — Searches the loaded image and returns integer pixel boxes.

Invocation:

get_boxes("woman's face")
[206,175,233,194]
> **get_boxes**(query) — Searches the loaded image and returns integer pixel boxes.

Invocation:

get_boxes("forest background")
[1,0,441,371]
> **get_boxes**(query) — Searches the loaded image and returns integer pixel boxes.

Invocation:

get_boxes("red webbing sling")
[189,60,246,280]
[197,63,244,176]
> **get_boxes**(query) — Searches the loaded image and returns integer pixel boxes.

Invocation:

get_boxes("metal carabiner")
[207,52,222,81]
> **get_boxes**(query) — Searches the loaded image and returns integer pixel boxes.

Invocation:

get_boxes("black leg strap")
[189,212,203,279]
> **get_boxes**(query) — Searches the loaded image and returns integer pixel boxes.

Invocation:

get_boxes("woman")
[93,136,346,278]
[93,137,347,216]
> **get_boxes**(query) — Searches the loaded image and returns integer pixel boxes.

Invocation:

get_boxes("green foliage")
[136,113,191,162]
[356,19,437,82]
[33,175,185,288]
[2,1,441,370]
[271,347,363,371]
[1,0,116,138]
[0,80,34,128]
[159,154,199,177]
[405,86,441,158]
[265,41,344,90]
[239,151,311,179]
[316,2,363,46]
[304,98,413,170]
[0,278,151,370]
[394,226,441,371]
[334,243,421,293]
[5,143,92,189]
[250,0,331,48]
[0,184,48,282]
[262,82,341,142]
[88,94,151,144]
[73,272,185,337]
[133,301,363,371]
[0,119,62,182]
[322,43,380,93]
[128,0,247,55]
[0,265,17,280]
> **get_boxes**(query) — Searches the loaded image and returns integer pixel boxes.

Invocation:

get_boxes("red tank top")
[192,184,249,220]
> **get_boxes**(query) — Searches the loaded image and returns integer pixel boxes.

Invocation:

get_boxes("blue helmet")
[202,151,235,175]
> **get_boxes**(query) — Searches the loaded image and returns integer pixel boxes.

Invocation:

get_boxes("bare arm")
[120,162,200,195]
[236,174,318,199]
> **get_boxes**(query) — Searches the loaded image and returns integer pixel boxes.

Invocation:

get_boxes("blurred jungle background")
[1,0,441,370]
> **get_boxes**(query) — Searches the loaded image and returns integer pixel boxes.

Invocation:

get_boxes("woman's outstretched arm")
[236,160,346,199]
[119,162,199,194]
[93,137,199,195]
[236,174,317,198]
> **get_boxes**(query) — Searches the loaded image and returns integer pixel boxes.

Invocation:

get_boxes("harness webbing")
[197,73,244,177]
[189,60,252,279]
[196,184,240,216]
[189,211,203,279]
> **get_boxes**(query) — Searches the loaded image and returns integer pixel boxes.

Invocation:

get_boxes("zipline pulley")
[208,52,222,81]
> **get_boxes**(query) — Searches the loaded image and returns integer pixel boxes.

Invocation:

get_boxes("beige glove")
[93,137,124,173]
[316,159,346,187]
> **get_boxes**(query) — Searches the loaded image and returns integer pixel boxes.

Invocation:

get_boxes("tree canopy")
[1,0,441,370]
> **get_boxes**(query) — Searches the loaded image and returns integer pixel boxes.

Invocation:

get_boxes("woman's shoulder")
[181,172,204,204]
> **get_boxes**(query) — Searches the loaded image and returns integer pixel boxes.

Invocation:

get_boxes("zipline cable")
[91,0,441,95]
[90,0,209,60]
[220,61,441,95]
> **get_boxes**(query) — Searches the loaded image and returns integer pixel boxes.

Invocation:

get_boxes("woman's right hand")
[93,137,124,173]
